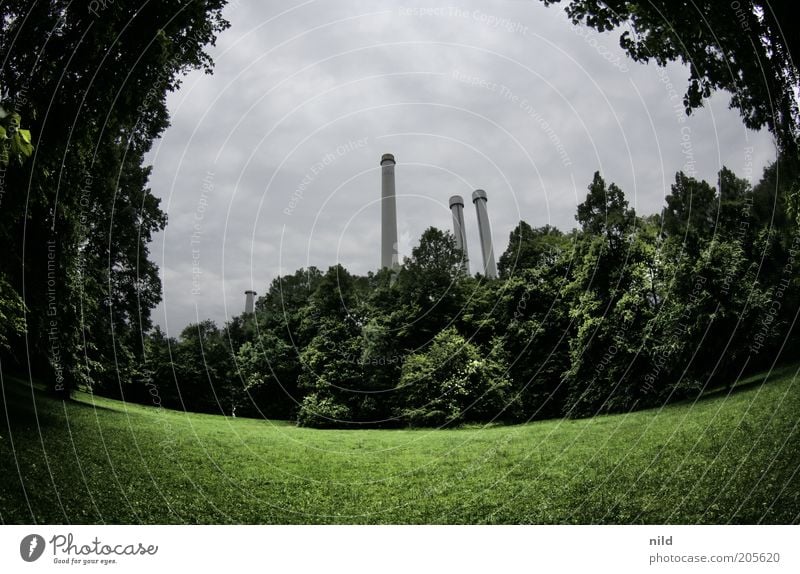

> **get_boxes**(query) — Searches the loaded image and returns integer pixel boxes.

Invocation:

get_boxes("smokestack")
[381,153,399,270]
[244,290,256,315]
[472,189,497,278]
[449,195,469,272]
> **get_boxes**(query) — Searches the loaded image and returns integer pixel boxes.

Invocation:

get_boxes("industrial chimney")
[472,189,497,278]
[449,195,469,272]
[381,153,399,270]
[244,290,256,315]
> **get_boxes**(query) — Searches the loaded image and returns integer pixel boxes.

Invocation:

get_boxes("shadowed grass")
[1,364,798,524]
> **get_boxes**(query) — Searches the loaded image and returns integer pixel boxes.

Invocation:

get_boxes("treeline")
[119,161,799,427]
[0,2,228,396]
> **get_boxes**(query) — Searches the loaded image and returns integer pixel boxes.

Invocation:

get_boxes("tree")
[0,1,229,396]
[662,171,718,254]
[542,0,799,152]
[576,171,635,241]
[561,173,656,416]
[396,327,512,427]
[236,333,299,419]
[172,320,235,414]
[294,265,381,427]
[497,222,567,278]
[394,227,467,352]
[496,266,572,420]
[0,275,25,355]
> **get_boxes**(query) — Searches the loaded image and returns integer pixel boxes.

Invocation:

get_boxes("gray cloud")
[146,0,776,335]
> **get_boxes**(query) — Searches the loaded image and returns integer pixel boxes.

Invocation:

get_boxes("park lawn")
[1,364,799,524]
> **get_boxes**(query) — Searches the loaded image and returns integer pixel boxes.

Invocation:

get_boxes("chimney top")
[381,153,396,165]
[449,195,464,208]
[472,189,487,202]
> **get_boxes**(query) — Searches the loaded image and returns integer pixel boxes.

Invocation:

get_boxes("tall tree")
[497,222,567,278]
[394,227,467,352]
[542,0,799,152]
[562,172,655,416]
[0,1,229,395]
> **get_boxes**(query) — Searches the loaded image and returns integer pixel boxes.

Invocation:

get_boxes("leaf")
[10,129,34,159]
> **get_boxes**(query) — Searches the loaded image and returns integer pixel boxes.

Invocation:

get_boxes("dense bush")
[397,328,512,427]
[296,393,353,429]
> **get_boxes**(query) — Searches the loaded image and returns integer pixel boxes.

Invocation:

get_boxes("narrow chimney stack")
[472,189,497,278]
[244,290,256,315]
[449,195,469,272]
[381,153,399,270]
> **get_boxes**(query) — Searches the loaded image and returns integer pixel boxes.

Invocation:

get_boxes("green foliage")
[0,105,34,166]
[296,393,353,429]
[496,266,571,420]
[497,221,567,278]
[0,1,229,395]
[121,160,800,427]
[236,334,298,419]
[394,227,467,350]
[565,175,670,415]
[0,275,25,353]
[662,172,717,253]
[397,327,512,427]
[576,171,635,240]
[543,0,800,152]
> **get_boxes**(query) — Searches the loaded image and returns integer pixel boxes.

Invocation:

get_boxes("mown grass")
[1,364,799,524]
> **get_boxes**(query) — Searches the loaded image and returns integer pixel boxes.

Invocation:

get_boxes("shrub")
[396,328,512,427]
[296,393,352,428]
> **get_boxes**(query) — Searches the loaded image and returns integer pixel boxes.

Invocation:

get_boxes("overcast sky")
[147,0,776,335]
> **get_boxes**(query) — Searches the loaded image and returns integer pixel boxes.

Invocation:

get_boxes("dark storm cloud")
[146,0,776,334]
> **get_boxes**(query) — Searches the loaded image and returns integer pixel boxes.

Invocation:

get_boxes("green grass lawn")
[2,364,799,524]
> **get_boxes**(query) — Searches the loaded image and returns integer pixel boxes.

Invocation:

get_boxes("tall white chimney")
[381,153,399,270]
[472,189,497,278]
[449,195,469,272]
[244,290,256,315]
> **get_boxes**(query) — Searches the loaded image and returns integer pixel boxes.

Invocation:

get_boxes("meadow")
[1,364,798,524]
